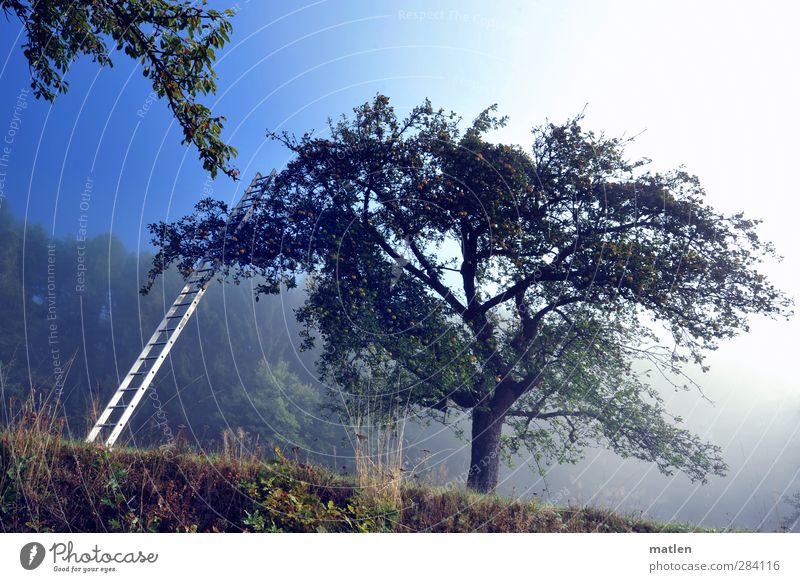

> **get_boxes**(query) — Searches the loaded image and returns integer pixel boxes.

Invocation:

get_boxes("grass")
[0,373,728,533]
[0,421,724,533]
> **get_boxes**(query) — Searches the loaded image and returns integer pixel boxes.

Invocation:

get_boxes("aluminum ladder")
[86,170,276,447]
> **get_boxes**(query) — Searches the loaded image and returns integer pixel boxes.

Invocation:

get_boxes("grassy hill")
[0,424,717,533]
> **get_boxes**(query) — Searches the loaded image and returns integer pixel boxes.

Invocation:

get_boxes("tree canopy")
[145,94,792,492]
[1,0,238,178]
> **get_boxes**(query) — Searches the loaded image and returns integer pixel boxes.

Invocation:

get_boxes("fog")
[234,283,800,532]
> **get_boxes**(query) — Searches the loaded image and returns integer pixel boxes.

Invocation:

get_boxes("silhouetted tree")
[146,95,792,492]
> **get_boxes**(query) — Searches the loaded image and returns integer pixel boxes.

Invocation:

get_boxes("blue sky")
[1,0,551,248]
[2,1,798,260]
[1,0,799,528]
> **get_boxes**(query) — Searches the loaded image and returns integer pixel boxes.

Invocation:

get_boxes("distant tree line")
[0,205,340,457]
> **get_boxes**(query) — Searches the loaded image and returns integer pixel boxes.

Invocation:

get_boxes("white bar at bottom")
[0,533,796,581]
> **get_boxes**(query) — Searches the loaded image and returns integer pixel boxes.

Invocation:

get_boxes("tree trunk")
[466,405,505,494]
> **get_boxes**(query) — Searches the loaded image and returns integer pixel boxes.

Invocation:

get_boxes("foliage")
[240,448,396,532]
[228,360,325,449]
[0,0,238,178]
[145,94,792,492]
[782,491,800,532]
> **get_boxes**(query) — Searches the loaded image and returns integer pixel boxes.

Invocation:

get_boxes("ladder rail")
[86,171,275,447]
[86,274,209,444]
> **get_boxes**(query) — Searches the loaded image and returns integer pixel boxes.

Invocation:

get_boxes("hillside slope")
[0,429,716,533]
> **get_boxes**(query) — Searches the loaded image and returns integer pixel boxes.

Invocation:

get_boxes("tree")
[1,0,238,179]
[225,359,326,450]
[145,95,792,493]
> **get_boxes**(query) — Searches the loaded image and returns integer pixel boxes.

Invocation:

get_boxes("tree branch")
[361,218,467,316]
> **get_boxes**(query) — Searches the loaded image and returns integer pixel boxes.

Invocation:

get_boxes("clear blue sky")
[1,0,799,528]
[1,1,798,263]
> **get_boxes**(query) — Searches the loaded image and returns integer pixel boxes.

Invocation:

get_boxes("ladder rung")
[86,170,275,448]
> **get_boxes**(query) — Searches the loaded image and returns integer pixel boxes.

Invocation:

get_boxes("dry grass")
[352,414,405,509]
[0,424,719,532]
[0,376,721,533]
